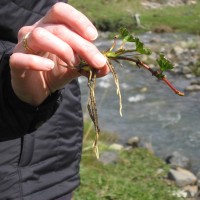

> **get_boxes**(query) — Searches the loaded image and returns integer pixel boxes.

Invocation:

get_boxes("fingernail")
[94,53,107,68]
[44,59,55,70]
[71,54,80,66]
[86,26,98,40]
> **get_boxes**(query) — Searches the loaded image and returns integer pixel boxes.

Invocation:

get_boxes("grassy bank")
[74,121,183,200]
[69,0,200,34]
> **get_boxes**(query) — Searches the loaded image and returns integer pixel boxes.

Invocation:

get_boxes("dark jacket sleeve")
[0,0,67,140]
[0,41,62,141]
[0,0,65,43]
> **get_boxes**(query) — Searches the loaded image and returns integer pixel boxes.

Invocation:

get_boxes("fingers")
[13,2,109,75]
[45,24,107,68]
[15,25,106,69]
[10,53,55,72]
[15,27,80,66]
[17,26,34,41]
[41,3,98,41]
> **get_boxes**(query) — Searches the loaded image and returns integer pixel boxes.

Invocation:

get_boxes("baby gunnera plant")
[62,28,184,158]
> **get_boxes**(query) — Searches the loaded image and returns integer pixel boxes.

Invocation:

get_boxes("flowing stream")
[79,33,200,172]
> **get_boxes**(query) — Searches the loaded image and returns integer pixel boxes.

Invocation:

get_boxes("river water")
[79,33,200,172]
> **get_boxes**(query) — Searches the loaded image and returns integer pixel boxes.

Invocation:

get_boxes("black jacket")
[0,1,83,199]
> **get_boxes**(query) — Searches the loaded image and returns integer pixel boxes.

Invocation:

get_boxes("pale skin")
[9,2,109,106]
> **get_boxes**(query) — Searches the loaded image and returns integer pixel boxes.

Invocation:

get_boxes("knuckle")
[60,46,73,59]
[50,2,66,16]
[27,56,38,68]
[18,26,29,39]
[31,27,45,42]
[50,3,75,18]
[52,24,66,36]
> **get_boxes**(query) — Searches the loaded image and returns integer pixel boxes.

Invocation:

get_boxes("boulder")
[168,167,197,187]
[165,151,191,169]
[127,136,140,148]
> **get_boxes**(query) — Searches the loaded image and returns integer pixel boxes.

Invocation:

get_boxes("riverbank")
[74,123,186,200]
[69,0,200,35]
[74,121,200,199]
[76,32,200,198]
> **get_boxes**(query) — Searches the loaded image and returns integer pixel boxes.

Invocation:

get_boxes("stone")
[185,84,200,92]
[196,170,200,179]
[165,151,191,169]
[171,46,184,56]
[172,190,188,198]
[182,66,192,74]
[168,167,197,187]
[127,136,140,148]
[185,74,195,79]
[109,143,124,151]
[183,185,198,197]
[99,151,119,165]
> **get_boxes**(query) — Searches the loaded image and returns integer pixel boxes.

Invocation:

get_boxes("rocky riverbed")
[98,32,200,93]
[139,32,200,92]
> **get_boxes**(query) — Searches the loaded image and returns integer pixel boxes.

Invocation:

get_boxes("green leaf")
[119,28,136,42]
[157,54,174,72]
[135,38,151,55]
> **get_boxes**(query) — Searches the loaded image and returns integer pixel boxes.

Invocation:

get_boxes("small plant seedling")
[62,28,184,158]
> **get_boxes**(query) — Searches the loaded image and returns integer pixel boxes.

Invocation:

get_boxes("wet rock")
[165,151,191,169]
[168,167,197,187]
[127,136,140,148]
[185,84,200,92]
[99,151,119,165]
[185,74,195,79]
[171,46,184,56]
[182,66,193,74]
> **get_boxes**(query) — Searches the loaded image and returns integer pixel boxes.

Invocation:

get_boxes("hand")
[9,2,109,106]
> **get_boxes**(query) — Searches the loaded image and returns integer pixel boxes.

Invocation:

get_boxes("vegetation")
[67,1,194,199]
[69,0,200,34]
[74,121,183,200]
[62,28,184,158]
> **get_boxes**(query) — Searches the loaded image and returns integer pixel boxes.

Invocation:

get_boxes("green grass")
[74,121,183,200]
[69,0,200,34]
[140,3,200,34]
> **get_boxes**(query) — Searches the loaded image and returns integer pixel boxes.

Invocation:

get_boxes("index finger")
[41,2,98,41]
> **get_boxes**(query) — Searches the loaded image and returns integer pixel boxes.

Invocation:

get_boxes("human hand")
[9,2,109,106]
